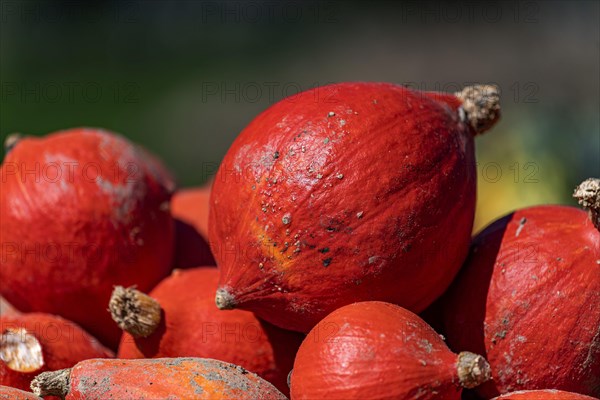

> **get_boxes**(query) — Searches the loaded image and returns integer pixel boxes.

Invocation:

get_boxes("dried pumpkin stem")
[31,368,71,399]
[456,351,492,389]
[573,177,600,231]
[0,328,45,373]
[455,85,501,135]
[215,287,236,310]
[4,133,22,153]
[108,286,162,338]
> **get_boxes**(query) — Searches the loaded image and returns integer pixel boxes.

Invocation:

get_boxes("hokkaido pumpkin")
[0,128,176,348]
[1,313,113,392]
[109,267,303,394]
[441,178,600,398]
[210,82,501,332]
[31,358,287,399]
[290,301,491,399]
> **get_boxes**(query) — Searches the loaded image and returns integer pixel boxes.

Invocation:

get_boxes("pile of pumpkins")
[1,82,598,400]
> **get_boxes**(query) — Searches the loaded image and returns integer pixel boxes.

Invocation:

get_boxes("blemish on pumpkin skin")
[515,217,527,237]
[322,258,332,267]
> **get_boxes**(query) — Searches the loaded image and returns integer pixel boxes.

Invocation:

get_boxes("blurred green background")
[1,0,598,231]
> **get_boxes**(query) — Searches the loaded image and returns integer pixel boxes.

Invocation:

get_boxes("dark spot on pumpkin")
[273,151,280,159]
[319,247,330,253]
[323,258,332,267]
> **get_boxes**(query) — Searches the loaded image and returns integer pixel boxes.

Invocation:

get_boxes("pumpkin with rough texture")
[0,385,41,400]
[0,128,176,349]
[31,358,287,399]
[290,301,491,399]
[0,314,113,392]
[491,390,597,399]
[210,82,500,332]
[171,184,215,268]
[109,267,302,394]
[441,178,600,398]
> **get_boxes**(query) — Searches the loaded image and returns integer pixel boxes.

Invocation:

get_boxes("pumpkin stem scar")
[456,351,492,389]
[0,328,44,373]
[573,178,600,231]
[454,85,500,136]
[108,286,162,338]
[215,287,237,310]
[31,368,71,398]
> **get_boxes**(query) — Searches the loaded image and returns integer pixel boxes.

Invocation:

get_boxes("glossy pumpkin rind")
[0,128,175,348]
[290,301,490,400]
[210,82,490,332]
[0,313,113,392]
[32,358,287,399]
[442,205,600,398]
[115,267,303,394]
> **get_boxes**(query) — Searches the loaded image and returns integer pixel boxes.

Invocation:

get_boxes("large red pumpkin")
[1,313,113,392]
[290,301,491,399]
[110,267,303,394]
[210,82,500,332]
[441,179,600,398]
[0,128,175,349]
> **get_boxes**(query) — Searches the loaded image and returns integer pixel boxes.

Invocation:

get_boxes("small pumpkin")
[290,301,491,399]
[441,178,600,398]
[1,313,113,392]
[0,128,176,348]
[109,267,303,394]
[31,358,287,399]
[210,82,500,332]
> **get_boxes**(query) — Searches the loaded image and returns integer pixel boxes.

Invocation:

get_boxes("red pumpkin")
[0,128,176,349]
[210,83,500,332]
[0,386,41,400]
[491,390,597,399]
[31,358,287,399]
[110,267,303,394]
[290,301,491,399]
[441,179,600,398]
[171,184,215,268]
[1,313,113,392]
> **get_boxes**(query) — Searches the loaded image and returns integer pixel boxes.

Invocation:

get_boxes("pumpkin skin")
[491,389,597,399]
[0,386,42,400]
[171,185,216,268]
[441,205,600,398]
[0,313,113,392]
[290,301,491,400]
[0,128,175,349]
[210,82,499,332]
[31,358,287,399]
[114,267,303,395]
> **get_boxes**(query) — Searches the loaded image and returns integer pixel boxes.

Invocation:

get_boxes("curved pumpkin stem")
[456,352,492,389]
[215,287,236,310]
[573,177,600,231]
[108,286,162,338]
[31,368,71,398]
[3,133,23,154]
[454,85,501,135]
